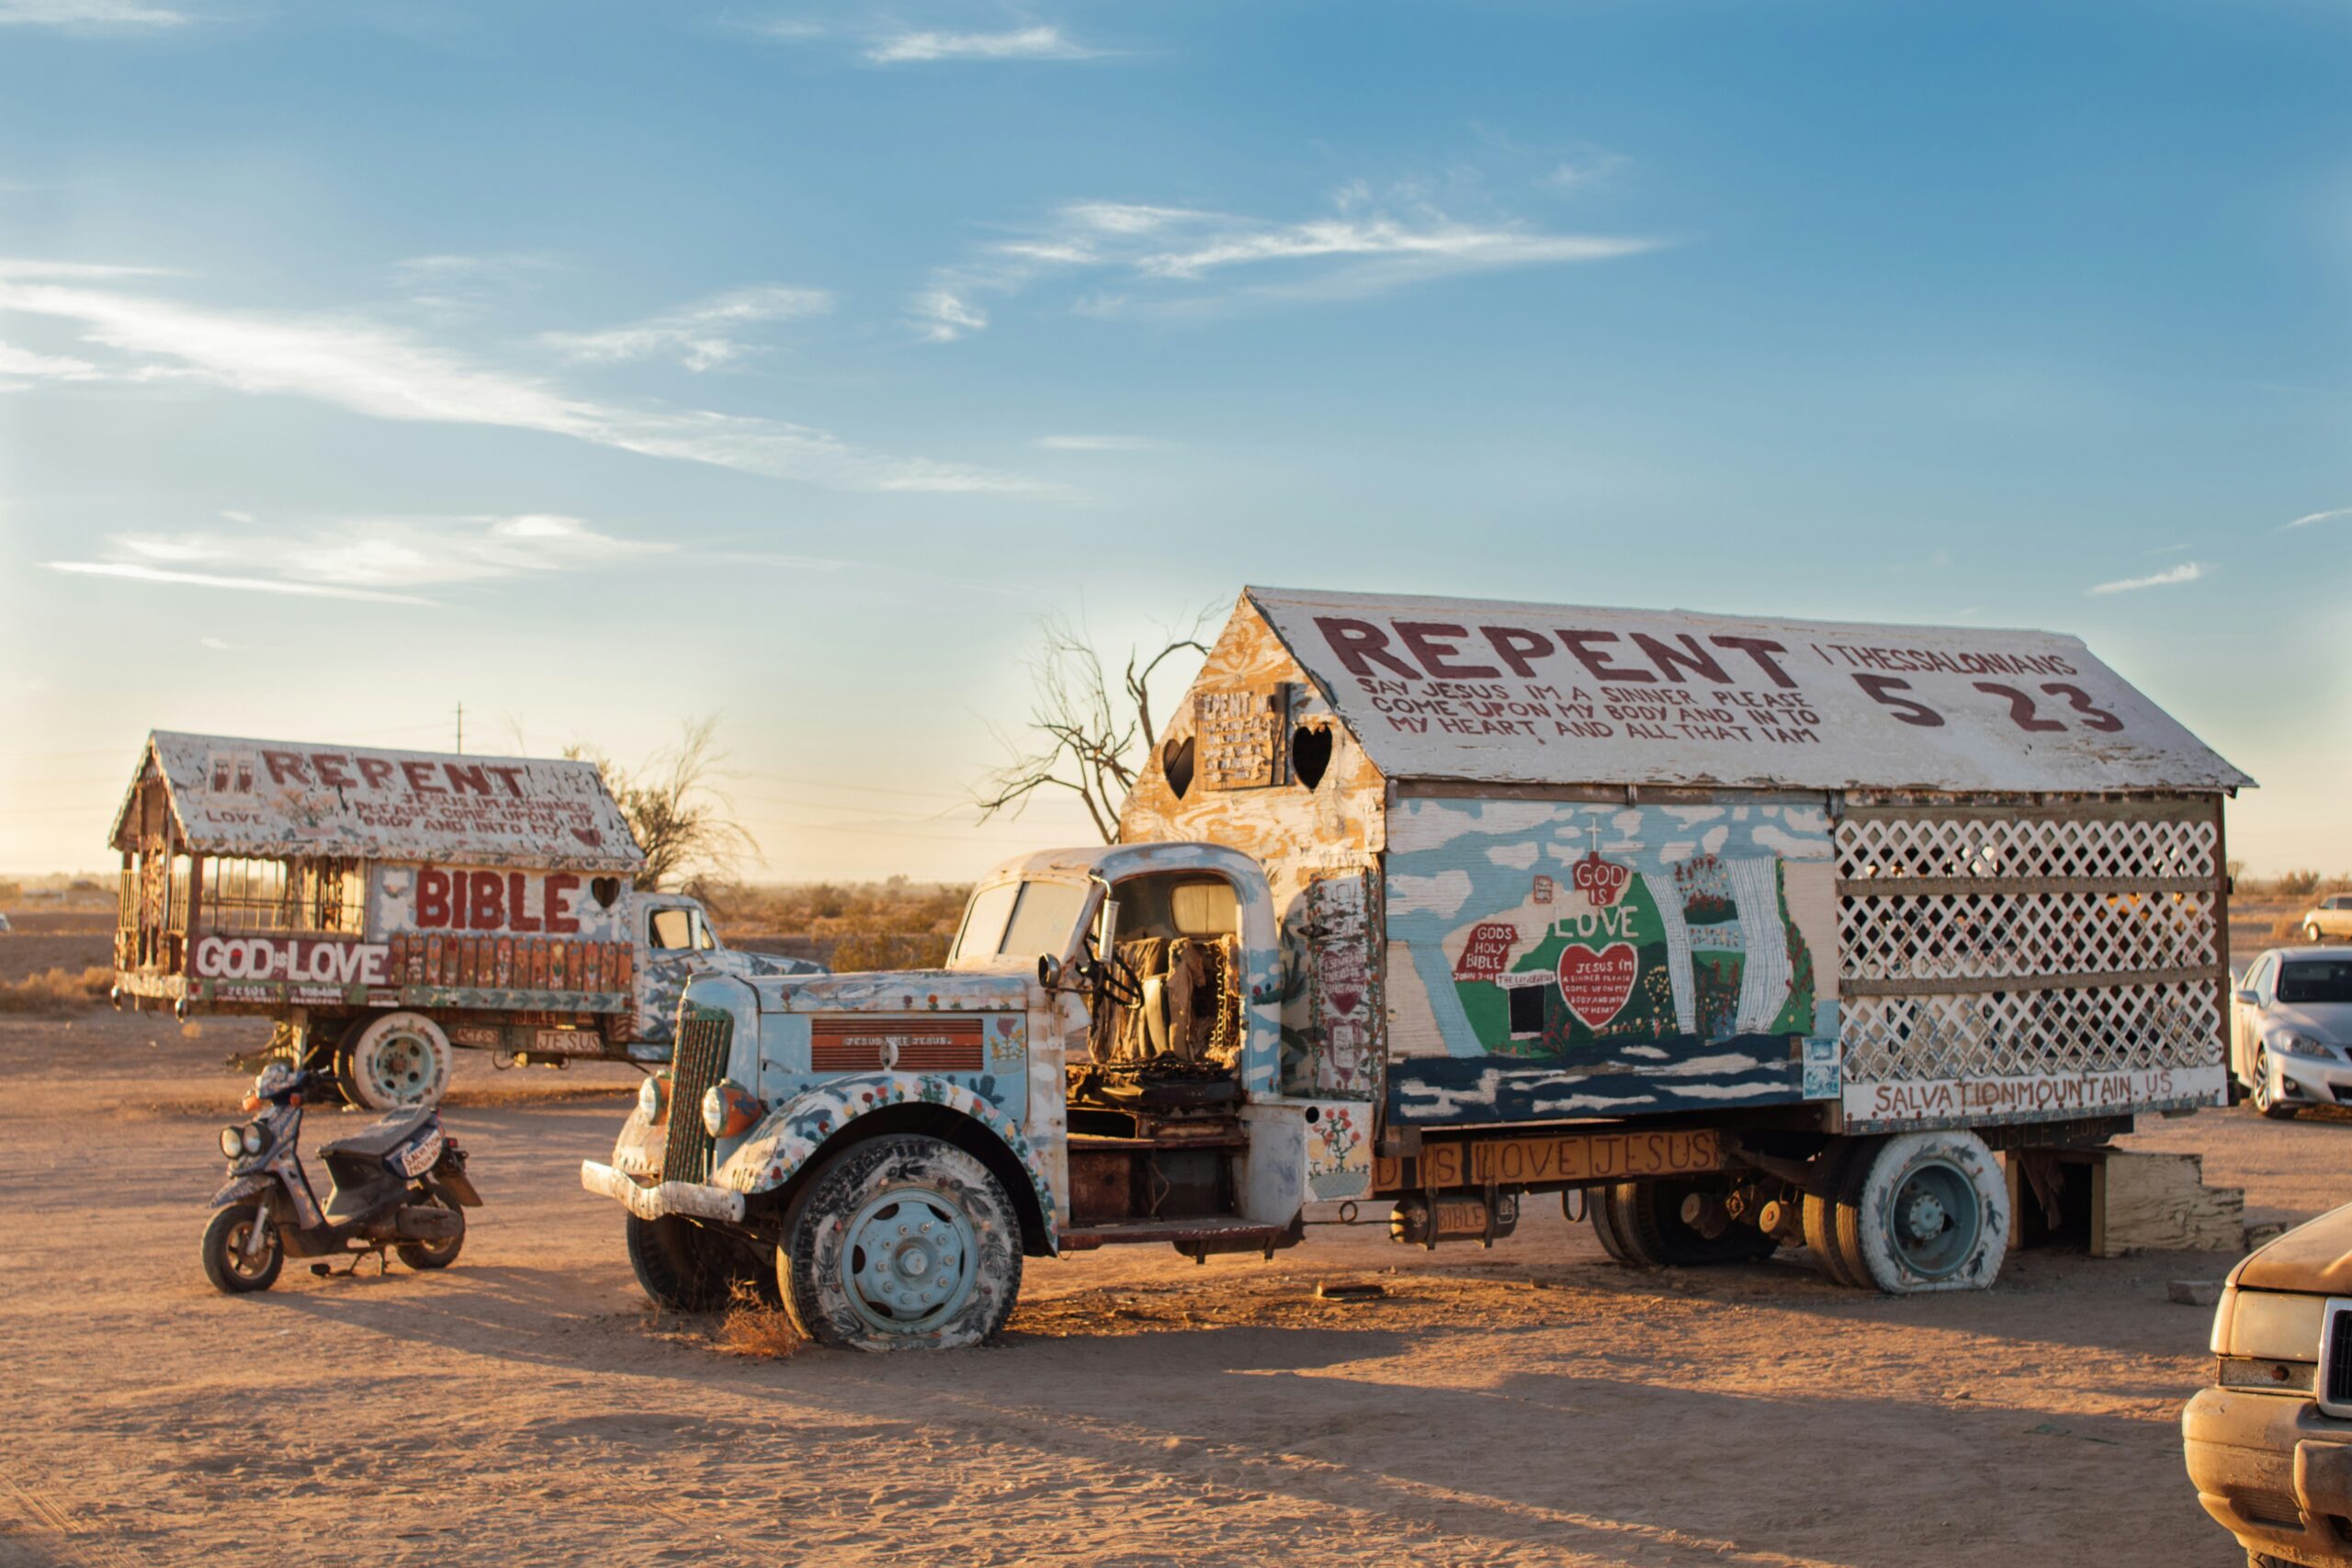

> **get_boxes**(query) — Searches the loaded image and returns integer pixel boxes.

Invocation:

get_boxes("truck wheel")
[337,1012,453,1111]
[1609,1179,1780,1266]
[1845,1131,2010,1294]
[625,1213,742,1313]
[779,1134,1023,1352]
[1585,1189,1634,1263]
[1804,1141,1864,1288]
[201,1204,283,1294]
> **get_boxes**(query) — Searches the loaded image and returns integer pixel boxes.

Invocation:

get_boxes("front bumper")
[2183,1386,2352,1564]
[2273,1051,2352,1111]
[580,1160,746,1224]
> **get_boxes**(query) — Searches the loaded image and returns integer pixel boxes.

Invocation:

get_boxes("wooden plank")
[1843,964,2222,998]
[2094,1149,2246,1257]
[1373,1126,1725,1193]
[1840,795,2212,822]
[1837,875,2211,897]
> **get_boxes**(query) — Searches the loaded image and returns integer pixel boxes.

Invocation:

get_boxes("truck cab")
[581,842,1351,1352]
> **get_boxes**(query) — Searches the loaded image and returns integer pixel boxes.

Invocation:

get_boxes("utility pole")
[455,702,464,755]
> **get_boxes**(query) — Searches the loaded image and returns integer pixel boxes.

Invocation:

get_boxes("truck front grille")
[661,1013,732,1186]
[2324,1303,2352,1414]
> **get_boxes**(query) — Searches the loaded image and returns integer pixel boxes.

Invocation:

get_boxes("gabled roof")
[1245,586,2251,794]
[109,731,645,873]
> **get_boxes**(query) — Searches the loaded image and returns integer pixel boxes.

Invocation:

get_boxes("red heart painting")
[1556,941,1639,1030]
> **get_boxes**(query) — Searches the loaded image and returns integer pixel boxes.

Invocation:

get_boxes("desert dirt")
[2,983,2344,1565]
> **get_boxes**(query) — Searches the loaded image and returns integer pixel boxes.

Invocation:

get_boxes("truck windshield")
[2278,961,2352,1004]
[952,879,1090,964]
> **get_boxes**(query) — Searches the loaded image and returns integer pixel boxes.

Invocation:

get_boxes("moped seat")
[318,1109,435,1161]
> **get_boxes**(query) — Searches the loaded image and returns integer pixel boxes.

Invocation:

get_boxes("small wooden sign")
[1193,686,1288,790]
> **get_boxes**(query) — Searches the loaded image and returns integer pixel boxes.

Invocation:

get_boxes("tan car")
[2302,895,2352,946]
[2184,1202,2352,1565]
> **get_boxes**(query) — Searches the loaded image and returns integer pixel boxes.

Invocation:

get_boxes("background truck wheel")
[1804,1141,1865,1287]
[625,1213,747,1313]
[1843,1131,2010,1294]
[336,1011,454,1111]
[395,1190,467,1270]
[201,1203,283,1294]
[1584,1189,1634,1263]
[779,1134,1023,1353]
[1606,1179,1780,1267]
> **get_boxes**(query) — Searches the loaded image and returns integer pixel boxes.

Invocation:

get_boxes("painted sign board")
[1842,1065,2226,1130]
[190,934,390,987]
[112,732,643,873]
[1374,1126,1724,1191]
[1245,586,2250,793]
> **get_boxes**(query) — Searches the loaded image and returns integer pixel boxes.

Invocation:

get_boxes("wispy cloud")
[866,24,1099,63]
[0,340,103,381]
[0,268,1059,495]
[540,284,832,370]
[1035,434,1156,451]
[51,514,668,604]
[912,186,1659,340]
[2087,560,2209,595]
[0,0,186,28]
[2286,505,2352,530]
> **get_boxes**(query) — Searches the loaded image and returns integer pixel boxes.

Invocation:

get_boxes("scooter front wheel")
[201,1203,284,1294]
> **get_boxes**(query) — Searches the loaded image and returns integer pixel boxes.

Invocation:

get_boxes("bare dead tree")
[568,716,757,890]
[975,606,1217,842]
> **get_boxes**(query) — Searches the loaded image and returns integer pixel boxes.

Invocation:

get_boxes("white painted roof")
[110,731,645,872]
[1246,586,2250,794]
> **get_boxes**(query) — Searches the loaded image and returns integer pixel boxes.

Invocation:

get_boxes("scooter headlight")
[639,1074,669,1124]
[220,1125,244,1158]
[242,1124,265,1156]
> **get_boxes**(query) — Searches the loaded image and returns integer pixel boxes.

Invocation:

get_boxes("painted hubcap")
[1886,1160,1980,1279]
[842,1188,977,1335]
[223,1217,275,1279]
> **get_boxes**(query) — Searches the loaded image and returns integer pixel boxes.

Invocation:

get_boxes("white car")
[2301,892,2352,944]
[2231,947,2352,1119]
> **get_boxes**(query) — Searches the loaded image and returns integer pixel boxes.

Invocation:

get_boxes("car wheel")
[2305,922,2324,945]
[2251,1044,2299,1121]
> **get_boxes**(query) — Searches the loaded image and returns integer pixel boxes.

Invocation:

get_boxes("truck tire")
[625,1213,743,1313]
[1844,1131,2010,1294]
[1804,1140,1864,1288]
[778,1134,1023,1352]
[336,1011,454,1110]
[1585,1189,1634,1263]
[1609,1179,1780,1267]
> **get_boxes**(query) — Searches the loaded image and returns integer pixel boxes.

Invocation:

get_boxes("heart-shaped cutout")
[1556,941,1639,1030]
[590,876,622,908]
[1290,724,1333,790]
[1161,736,1195,800]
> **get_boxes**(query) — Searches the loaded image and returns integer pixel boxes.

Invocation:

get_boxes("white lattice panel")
[1838,891,2215,983]
[1836,810,2222,1084]
[1841,985,2220,1081]
[1837,814,2217,883]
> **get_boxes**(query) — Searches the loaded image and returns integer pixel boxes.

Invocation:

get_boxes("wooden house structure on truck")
[1118,585,2250,1291]
[108,732,809,1111]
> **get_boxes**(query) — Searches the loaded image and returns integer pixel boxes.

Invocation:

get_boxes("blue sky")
[2,0,2346,881]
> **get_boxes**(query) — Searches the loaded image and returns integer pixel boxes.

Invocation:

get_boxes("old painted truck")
[109,731,818,1109]
[582,586,2249,1350]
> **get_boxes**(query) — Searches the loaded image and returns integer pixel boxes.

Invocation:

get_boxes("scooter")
[201,1061,482,1293]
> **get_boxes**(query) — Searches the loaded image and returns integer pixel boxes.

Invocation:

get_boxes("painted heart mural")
[1556,941,1639,1029]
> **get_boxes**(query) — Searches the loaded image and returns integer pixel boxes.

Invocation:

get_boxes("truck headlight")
[701,1081,762,1139]
[639,1074,669,1124]
[2216,1286,2326,1361]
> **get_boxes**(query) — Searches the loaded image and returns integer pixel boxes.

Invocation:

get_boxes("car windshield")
[2278,961,2352,1005]
[950,879,1090,964]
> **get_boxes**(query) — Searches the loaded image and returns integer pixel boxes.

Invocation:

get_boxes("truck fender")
[712,1072,1057,1251]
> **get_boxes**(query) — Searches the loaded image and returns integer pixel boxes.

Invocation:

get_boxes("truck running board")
[1057,1216,1300,1258]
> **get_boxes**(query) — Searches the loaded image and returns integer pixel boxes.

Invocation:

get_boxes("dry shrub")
[696,877,972,974]
[0,965,111,1014]
[716,1280,805,1359]
[2274,911,2314,941]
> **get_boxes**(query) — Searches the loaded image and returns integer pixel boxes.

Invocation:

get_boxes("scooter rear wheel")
[202,1203,284,1294]
[396,1190,467,1270]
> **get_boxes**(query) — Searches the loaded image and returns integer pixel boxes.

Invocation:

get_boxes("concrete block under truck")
[582,586,2249,1350]
[109,731,819,1109]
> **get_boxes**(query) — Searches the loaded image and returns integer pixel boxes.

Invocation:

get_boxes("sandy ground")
[2,1007,2345,1567]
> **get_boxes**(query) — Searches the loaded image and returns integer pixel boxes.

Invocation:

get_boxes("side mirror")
[1036,953,1061,990]
[2233,988,2259,1007]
